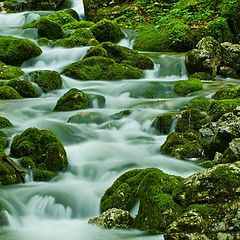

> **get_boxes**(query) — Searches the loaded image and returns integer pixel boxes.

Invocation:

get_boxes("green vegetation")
[0,61,24,80]
[174,78,203,96]
[0,86,22,99]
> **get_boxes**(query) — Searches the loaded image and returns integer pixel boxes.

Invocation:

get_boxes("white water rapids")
[0,1,203,239]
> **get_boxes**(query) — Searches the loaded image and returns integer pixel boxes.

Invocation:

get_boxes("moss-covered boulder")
[7,79,40,98]
[0,152,22,185]
[0,36,42,66]
[89,208,134,229]
[38,18,64,40]
[68,112,105,125]
[54,88,89,112]
[133,18,193,52]
[100,168,183,233]
[0,116,13,129]
[199,112,240,159]
[0,131,8,152]
[53,28,99,48]
[26,0,71,10]
[63,20,95,30]
[189,71,214,80]
[175,108,209,133]
[25,70,62,93]
[208,98,240,121]
[173,162,240,206]
[90,19,124,43]
[0,61,24,80]
[0,86,22,99]
[84,42,154,70]
[212,87,240,100]
[161,131,203,160]
[10,127,68,180]
[185,36,222,77]
[62,56,144,80]
[188,96,211,111]
[174,78,203,97]
[165,200,240,240]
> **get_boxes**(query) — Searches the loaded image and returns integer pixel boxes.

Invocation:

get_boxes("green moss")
[174,78,203,97]
[208,98,240,121]
[189,96,211,111]
[10,127,68,177]
[175,108,209,132]
[53,88,89,112]
[63,21,95,30]
[0,152,21,185]
[38,18,63,40]
[152,113,176,134]
[190,72,214,80]
[90,19,124,43]
[0,131,8,151]
[7,79,40,98]
[32,168,57,181]
[26,70,62,93]
[0,116,13,128]
[133,18,193,52]
[0,86,22,99]
[68,112,105,124]
[63,9,80,21]
[0,61,24,80]
[0,36,42,66]
[27,0,71,11]
[212,87,240,100]
[62,56,144,80]
[20,156,35,169]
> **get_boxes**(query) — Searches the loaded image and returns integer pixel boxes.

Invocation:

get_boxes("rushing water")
[0,1,211,239]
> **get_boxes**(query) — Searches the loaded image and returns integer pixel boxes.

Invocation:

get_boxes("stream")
[0,1,219,239]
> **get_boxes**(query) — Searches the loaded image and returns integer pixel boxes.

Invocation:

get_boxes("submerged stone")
[0,86,22,99]
[0,36,42,66]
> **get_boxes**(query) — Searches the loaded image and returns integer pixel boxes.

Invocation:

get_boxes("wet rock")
[68,112,105,125]
[53,28,99,48]
[90,19,124,43]
[174,78,203,97]
[212,87,240,100]
[0,131,8,151]
[190,71,214,80]
[89,208,134,229]
[88,94,106,108]
[54,88,89,111]
[62,56,144,80]
[7,79,40,98]
[84,42,154,70]
[173,162,240,206]
[165,200,240,240]
[199,112,240,159]
[0,61,24,80]
[221,138,240,164]
[0,36,42,66]
[25,70,62,93]
[185,37,222,77]
[10,127,68,180]
[100,168,183,233]
[219,66,237,78]
[0,86,22,99]
[26,0,70,11]
[189,96,211,112]
[0,116,13,129]
[38,18,63,40]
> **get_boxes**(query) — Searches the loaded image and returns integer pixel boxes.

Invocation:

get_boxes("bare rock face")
[88,208,134,229]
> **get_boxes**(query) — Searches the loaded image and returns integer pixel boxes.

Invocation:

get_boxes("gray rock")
[88,208,133,229]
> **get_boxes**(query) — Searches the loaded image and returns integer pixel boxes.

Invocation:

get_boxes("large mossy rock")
[165,200,240,240]
[53,88,89,111]
[212,87,240,100]
[25,70,62,93]
[0,36,42,66]
[62,56,144,80]
[100,168,183,233]
[0,86,22,99]
[185,36,222,77]
[174,78,203,97]
[0,61,23,80]
[90,19,124,43]
[10,128,68,180]
[7,79,40,98]
[0,116,13,129]
[133,18,193,52]
[38,18,64,40]
[84,42,154,70]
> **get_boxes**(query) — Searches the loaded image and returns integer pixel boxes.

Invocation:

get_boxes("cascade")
[0,0,205,239]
